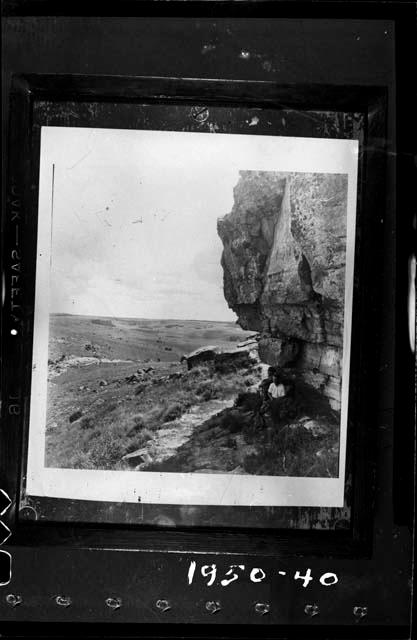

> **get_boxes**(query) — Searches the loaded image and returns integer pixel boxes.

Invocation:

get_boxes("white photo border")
[26,127,358,508]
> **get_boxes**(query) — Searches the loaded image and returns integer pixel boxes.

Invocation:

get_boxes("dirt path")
[129,398,235,469]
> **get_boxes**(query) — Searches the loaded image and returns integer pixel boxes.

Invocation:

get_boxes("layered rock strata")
[218,171,348,411]
[181,337,259,371]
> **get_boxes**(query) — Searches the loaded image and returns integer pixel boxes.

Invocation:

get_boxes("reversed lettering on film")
[9,185,22,325]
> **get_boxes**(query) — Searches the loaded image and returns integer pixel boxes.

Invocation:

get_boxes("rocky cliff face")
[218,171,349,411]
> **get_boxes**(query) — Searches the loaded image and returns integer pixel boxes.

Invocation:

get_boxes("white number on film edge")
[187,562,338,588]
[220,565,245,587]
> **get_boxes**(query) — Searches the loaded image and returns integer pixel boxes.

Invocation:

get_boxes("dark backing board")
[16,94,363,531]
[4,75,377,546]
[1,4,415,637]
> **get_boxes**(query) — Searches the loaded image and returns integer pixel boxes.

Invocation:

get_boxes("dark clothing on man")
[260,376,273,400]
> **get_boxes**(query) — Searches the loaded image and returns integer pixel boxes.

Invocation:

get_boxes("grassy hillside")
[48,314,253,362]
[45,314,254,469]
[46,362,254,470]
[45,314,340,478]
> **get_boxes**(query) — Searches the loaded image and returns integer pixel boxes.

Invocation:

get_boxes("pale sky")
[48,133,240,321]
[39,127,358,322]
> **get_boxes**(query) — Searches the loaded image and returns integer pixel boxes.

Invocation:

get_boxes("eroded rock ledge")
[217,171,348,410]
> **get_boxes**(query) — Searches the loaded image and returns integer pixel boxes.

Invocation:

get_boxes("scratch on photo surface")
[68,149,92,170]
[101,546,233,555]
[218,474,235,507]
[72,210,83,224]
[93,210,112,227]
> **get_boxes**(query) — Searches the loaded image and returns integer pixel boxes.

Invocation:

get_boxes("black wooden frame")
[2,74,386,559]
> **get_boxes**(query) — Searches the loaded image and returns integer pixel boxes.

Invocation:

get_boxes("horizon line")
[50,311,241,325]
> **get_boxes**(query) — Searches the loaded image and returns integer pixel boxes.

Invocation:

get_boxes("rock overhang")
[217,170,348,411]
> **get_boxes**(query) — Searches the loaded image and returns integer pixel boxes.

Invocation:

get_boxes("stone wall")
[217,171,348,411]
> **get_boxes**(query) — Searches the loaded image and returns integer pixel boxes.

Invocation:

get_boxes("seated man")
[268,371,299,424]
[259,367,276,400]
[268,372,286,400]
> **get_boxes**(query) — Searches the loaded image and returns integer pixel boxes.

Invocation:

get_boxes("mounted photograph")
[26,126,358,507]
